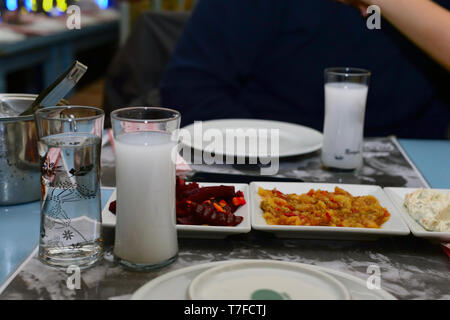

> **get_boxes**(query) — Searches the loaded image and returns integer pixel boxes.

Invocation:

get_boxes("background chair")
[103,10,190,126]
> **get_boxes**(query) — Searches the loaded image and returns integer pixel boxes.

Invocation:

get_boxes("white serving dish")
[250,182,410,240]
[131,260,397,300]
[187,260,350,300]
[384,187,450,242]
[102,183,251,239]
[180,119,323,159]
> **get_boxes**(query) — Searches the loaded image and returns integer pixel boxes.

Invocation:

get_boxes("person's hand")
[334,0,373,17]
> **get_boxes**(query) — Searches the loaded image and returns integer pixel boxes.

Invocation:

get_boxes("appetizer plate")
[384,187,450,242]
[131,260,397,300]
[187,260,350,300]
[101,183,251,239]
[250,182,410,240]
[180,119,323,158]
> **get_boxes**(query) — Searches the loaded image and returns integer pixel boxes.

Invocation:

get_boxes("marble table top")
[1,228,449,300]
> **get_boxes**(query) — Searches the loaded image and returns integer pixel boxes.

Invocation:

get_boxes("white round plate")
[187,260,350,300]
[131,260,397,300]
[180,119,323,158]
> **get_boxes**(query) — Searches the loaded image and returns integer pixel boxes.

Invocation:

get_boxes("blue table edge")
[0,187,115,295]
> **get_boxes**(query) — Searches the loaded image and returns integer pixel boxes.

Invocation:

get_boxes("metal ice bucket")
[0,94,41,205]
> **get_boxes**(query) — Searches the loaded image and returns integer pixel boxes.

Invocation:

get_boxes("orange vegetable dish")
[258,187,390,228]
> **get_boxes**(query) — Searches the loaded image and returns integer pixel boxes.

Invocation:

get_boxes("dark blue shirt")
[161,0,450,139]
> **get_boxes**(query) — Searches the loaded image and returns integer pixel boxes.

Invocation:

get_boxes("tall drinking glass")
[35,106,104,269]
[321,67,371,170]
[111,107,180,271]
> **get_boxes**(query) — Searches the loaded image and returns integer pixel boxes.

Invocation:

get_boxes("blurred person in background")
[339,0,450,71]
[160,0,450,139]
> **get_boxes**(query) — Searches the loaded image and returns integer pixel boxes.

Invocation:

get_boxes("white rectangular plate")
[250,182,410,240]
[384,187,450,242]
[102,183,251,239]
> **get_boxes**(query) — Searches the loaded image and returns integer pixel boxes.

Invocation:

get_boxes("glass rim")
[110,106,181,123]
[35,105,104,122]
[325,67,371,77]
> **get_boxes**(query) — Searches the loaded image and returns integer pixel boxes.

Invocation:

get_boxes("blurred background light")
[42,0,53,12]
[96,0,109,10]
[56,0,67,12]
[24,0,32,11]
[6,0,18,11]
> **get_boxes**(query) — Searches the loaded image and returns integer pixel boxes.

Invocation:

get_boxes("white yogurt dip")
[404,189,450,232]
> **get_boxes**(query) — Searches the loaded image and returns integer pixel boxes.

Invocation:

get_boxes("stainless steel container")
[0,94,41,205]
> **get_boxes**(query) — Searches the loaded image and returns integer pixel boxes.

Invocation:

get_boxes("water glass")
[321,67,371,170]
[35,106,104,269]
[111,107,180,271]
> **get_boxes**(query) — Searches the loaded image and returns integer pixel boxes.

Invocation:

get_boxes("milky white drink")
[321,82,368,169]
[114,131,178,265]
